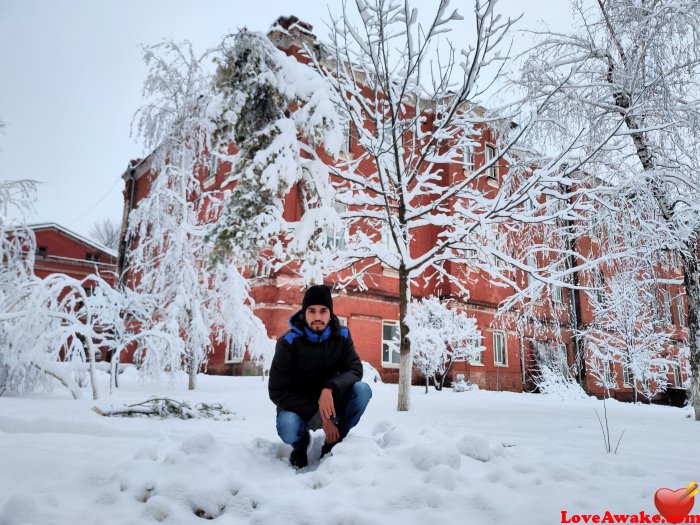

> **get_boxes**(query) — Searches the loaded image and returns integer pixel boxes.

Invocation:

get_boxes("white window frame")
[603,360,615,386]
[671,250,679,269]
[485,144,499,184]
[676,295,686,328]
[557,343,568,374]
[493,330,507,366]
[204,155,218,189]
[339,120,352,155]
[468,337,483,366]
[673,358,684,387]
[382,321,400,368]
[225,337,244,364]
[589,215,601,242]
[527,253,537,288]
[661,290,672,326]
[594,269,605,304]
[382,221,400,257]
[326,202,347,251]
[551,284,563,304]
[622,365,632,387]
[463,143,475,171]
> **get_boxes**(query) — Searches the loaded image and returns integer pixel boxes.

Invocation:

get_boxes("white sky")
[0,0,575,240]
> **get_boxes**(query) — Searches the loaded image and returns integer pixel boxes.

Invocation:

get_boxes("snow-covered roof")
[28,222,118,259]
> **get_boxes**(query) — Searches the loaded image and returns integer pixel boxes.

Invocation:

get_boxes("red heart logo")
[654,488,695,523]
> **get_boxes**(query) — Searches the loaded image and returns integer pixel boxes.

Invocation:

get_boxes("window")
[36,246,47,257]
[463,144,475,171]
[671,250,679,269]
[557,343,568,374]
[493,330,507,366]
[527,253,537,288]
[622,365,632,387]
[594,269,605,304]
[382,321,400,366]
[661,290,672,326]
[485,144,498,183]
[676,295,686,328]
[86,253,101,262]
[340,120,352,154]
[326,202,347,251]
[204,155,218,188]
[589,215,601,241]
[604,360,615,386]
[551,285,563,304]
[225,338,244,363]
[468,337,483,365]
[673,359,684,387]
[382,221,400,257]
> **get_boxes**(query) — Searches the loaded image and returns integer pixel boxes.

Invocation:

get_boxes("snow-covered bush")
[407,297,483,391]
[581,263,671,402]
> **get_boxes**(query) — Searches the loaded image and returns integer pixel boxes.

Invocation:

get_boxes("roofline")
[28,222,118,258]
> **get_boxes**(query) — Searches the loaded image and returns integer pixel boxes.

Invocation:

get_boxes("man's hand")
[322,418,340,444]
[318,388,336,421]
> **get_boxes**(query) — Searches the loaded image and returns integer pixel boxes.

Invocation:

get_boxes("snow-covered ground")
[1,371,698,525]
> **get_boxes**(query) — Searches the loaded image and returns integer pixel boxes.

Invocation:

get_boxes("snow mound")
[362,361,382,383]
[408,443,461,471]
[456,433,491,462]
[0,495,37,525]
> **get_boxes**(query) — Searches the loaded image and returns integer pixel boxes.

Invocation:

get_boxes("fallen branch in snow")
[92,397,242,420]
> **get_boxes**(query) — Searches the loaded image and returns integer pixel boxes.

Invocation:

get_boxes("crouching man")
[269,285,372,468]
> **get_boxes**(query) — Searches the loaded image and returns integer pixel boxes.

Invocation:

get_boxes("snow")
[0,372,698,524]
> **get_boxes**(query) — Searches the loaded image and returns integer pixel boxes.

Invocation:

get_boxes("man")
[269,284,372,469]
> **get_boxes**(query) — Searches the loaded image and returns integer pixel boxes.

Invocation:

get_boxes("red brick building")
[31,223,117,286]
[118,17,689,403]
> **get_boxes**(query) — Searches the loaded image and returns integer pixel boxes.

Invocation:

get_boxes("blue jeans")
[276,381,372,449]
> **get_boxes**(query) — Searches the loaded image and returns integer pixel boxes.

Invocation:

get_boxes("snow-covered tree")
[207,29,343,280]
[306,0,604,411]
[0,179,39,395]
[1,273,109,400]
[130,39,271,390]
[406,296,483,392]
[89,218,120,250]
[582,261,671,403]
[515,0,700,418]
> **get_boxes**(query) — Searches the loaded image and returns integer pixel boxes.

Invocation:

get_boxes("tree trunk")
[397,265,412,411]
[188,354,197,391]
[609,62,700,419]
[682,241,700,420]
[84,336,99,401]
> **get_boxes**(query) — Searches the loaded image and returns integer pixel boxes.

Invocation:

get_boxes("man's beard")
[309,322,326,333]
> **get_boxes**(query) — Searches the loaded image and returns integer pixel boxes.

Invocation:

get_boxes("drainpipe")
[117,165,137,287]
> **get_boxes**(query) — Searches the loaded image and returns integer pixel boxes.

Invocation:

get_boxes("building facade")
[118,16,689,403]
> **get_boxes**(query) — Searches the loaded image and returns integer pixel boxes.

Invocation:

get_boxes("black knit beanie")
[302,285,333,314]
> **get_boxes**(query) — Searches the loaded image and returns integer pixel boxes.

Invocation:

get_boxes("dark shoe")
[320,440,340,458]
[289,431,310,469]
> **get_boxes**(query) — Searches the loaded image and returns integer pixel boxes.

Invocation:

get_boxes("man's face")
[305,305,331,333]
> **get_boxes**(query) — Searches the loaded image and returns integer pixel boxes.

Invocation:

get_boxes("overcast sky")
[0,0,574,240]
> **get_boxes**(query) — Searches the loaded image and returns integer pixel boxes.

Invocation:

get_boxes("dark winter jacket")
[268,310,363,421]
